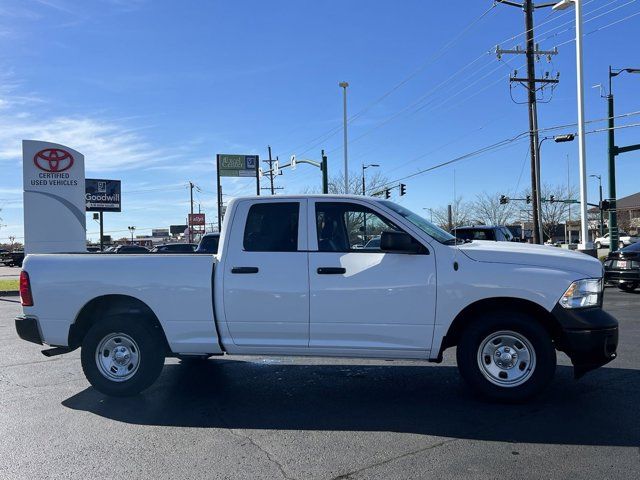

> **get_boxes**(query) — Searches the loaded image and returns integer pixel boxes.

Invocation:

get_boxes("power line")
[282,3,500,157]
[373,118,640,192]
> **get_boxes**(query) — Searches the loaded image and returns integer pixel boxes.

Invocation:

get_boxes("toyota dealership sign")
[23,140,86,253]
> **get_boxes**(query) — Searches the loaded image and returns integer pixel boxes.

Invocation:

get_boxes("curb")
[0,290,19,297]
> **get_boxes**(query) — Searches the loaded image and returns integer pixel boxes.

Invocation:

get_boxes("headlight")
[559,278,603,309]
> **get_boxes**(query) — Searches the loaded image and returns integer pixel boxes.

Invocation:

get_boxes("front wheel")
[81,316,166,397]
[618,282,638,292]
[595,241,601,249]
[457,312,556,402]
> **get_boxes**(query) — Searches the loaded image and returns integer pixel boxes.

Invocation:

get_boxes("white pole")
[339,81,349,193]
[575,0,590,249]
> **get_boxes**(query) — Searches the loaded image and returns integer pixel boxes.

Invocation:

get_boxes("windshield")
[380,200,455,244]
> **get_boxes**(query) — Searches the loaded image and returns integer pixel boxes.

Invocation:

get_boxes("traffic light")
[600,199,610,211]
[400,183,406,196]
[384,189,391,199]
[549,195,555,203]
[499,195,508,205]
[525,195,531,204]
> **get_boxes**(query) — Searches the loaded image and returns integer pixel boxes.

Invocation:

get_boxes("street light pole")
[361,163,379,244]
[361,163,379,195]
[553,0,590,250]
[538,133,576,241]
[589,174,603,236]
[339,81,349,193]
[128,226,136,244]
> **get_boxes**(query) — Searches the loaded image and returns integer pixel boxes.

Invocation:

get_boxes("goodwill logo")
[30,148,79,187]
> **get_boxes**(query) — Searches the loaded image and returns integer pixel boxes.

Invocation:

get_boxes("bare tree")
[304,170,389,196]
[471,192,516,226]
[520,183,578,240]
[431,197,473,230]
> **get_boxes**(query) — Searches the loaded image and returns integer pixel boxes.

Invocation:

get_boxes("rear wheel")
[618,282,638,292]
[81,316,165,396]
[457,311,556,402]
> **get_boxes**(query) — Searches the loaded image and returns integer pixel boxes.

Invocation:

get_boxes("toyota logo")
[34,148,74,173]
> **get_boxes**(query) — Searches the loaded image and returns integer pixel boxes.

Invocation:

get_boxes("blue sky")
[1,0,639,242]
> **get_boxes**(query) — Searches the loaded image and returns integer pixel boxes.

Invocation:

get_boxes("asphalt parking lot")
[1,289,638,480]
[0,265,20,280]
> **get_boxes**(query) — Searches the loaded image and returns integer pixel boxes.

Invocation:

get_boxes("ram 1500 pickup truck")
[15,195,618,401]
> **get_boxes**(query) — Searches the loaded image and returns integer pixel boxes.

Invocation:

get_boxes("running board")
[41,346,75,357]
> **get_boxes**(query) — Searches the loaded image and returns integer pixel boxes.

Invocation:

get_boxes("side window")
[243,202,299,252]
[315,202,401,252]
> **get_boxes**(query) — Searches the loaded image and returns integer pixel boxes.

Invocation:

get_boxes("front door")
[222,199,309,347]
[307,200,436,352]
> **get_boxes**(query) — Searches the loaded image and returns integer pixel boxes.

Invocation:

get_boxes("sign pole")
[99,212,104,251]
[216,154,222,232]
[256,156,260,196]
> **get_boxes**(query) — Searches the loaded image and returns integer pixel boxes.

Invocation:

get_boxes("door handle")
[317,267,346,275]
[231,267,259,274]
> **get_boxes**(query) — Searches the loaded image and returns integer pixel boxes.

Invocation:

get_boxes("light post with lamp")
[339,81,349,193]
[361,163,379,195]
[127,226,136,244]
[552,0,591,251]
[589,174,604,237]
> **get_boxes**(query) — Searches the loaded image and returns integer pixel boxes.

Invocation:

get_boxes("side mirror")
[380,231,423,254]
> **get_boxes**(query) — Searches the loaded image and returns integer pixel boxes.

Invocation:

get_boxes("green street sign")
[218,154,258,177]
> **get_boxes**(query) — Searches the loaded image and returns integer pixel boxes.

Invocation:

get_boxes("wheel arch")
[68,294,171,353]
[440,297,562,355]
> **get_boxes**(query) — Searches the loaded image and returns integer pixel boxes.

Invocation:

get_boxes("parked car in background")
[150,243,196,253]
[604,240,640,292]
[362,236,381,250]
[452,225,516,242]
[1,250,25,267]
[107,245,149,254]
[195,233,220,254]
[594,232,639,250]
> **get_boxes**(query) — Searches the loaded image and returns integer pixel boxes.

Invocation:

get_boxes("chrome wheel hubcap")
[477,330,536,387]
[95,333,140,382]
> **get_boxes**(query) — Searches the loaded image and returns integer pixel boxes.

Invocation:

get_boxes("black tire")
[595,241,601,249]
[81,316,166,397]
[456,311,556,402]
[618,282,638,292]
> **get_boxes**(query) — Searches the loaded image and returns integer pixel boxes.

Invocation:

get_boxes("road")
[1,289,638,479]
[0,265,20,280]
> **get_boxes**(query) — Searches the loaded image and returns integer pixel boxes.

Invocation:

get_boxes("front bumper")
[604,269,640,284]
[15,316,43,345]
[551,305,618,378]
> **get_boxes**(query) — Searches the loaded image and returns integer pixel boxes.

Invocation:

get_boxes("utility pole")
[496,0,559,244]
[189,181,194,244]
[261,148,284,195]
[267,145,274,195]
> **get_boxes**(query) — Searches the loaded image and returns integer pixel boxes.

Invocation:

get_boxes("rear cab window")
[243,202,300,252]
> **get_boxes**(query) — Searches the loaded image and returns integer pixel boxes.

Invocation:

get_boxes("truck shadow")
[62,360,640,447]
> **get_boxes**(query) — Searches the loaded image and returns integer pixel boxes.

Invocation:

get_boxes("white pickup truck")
[15,195,618,402]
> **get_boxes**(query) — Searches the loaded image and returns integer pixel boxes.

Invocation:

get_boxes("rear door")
[307,200,436,352]
[222,199,309,347]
